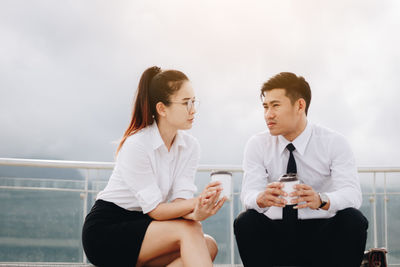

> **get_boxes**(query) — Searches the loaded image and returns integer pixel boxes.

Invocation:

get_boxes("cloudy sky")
[1,0,399,167]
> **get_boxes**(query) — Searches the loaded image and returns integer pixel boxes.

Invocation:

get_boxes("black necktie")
[283,143,298,222]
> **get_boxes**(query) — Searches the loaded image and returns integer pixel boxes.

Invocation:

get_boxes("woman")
[82,66,226,267]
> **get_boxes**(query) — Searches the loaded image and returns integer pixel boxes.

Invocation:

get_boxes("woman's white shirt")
[97,122,200,214]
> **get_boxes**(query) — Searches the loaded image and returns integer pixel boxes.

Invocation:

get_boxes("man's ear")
[156,102,167,117]
[297,98,306,113]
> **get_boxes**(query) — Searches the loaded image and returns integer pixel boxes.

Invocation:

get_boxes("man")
[234,72,368,267]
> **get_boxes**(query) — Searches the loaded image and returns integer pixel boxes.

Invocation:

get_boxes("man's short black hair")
[261,72,311,115]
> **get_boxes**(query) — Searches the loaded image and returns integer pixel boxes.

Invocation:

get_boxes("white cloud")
[1,0,399,166]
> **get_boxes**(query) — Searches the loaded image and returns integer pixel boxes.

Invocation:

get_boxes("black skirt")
[82,200,153,267]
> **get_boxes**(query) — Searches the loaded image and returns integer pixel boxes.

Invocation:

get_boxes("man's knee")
[234,209,261,236]
[335,208,368,232]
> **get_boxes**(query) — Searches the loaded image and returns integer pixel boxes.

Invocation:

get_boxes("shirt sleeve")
[117,139,163,214]
[325,134,362,213]
[170,139,200,201]
[241,136,270,213]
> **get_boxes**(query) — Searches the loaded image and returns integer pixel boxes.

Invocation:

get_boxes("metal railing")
[1,158,400,266]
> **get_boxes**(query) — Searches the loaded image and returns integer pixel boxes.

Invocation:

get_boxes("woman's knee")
[175,219,204,237]
[204,234,218,260]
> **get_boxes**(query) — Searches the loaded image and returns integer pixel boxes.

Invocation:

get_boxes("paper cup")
[279,173,299,204]
[210,171,232,201]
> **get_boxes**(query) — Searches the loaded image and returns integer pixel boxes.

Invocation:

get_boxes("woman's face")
[163,81,197,130]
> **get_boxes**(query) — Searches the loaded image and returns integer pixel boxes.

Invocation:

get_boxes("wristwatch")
[318,193,329,209]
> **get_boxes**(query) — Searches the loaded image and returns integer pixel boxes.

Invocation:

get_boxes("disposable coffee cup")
[210,171,232,201]
[279,173,299,204]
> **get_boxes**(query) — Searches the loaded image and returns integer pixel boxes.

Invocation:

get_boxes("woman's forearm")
[182,211,195,220]
[147,198,196,221]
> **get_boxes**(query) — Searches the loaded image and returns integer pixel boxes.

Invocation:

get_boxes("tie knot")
[286,143,296,152]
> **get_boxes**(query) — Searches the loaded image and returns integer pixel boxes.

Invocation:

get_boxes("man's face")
[263,88,302,140]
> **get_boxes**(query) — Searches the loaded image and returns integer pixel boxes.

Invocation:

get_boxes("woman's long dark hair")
[116,66,189,154]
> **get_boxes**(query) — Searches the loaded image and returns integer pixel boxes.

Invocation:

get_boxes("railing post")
[230,176,235,266]
[82,169,89,263]
[373,172,378,248]
[384,172,388,250]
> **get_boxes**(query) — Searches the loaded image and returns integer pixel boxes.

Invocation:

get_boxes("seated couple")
[81,67,368,267]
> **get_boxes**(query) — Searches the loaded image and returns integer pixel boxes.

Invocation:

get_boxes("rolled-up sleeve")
[241,136,270,214]
[170,140,200,200]
[118,140,163,214]
[326,135,362,213]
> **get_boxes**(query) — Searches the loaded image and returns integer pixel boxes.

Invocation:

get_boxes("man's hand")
[290,184,321,210]
[256,182,287,208]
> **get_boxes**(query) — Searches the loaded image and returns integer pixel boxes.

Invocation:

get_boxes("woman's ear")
[156,102,167,117]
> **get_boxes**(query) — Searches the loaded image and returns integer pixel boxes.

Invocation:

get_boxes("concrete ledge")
[0,264,95,267]
[0,264,249,267]
[0,264,245,267]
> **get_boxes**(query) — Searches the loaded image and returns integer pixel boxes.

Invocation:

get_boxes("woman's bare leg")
[144,234,218,267]
[136,219,213,267]
[204,234,218,261]
[146,234,217,267]
[143,251,180,267]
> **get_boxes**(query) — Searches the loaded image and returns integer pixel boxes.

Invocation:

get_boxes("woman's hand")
[192,181,226,221]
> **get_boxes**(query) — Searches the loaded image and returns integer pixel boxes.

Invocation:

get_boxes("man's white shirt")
[241,121,362,220]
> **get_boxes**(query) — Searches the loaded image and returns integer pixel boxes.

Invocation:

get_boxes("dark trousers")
[234,208,368,267]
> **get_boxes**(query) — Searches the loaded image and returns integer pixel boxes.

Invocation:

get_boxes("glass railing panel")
[0,177,85,190]
[387,194,400,265]
[386,172,400,193]
[359,172,374,194]
[359,194,374,250]
[375,193,388,248]
[0,188,84,262]
[375,172,386,194]
[0,160,399,266]
[232,171,244,265]
[85,169,111,215]
[202,198,231,264]
[386,172,400,265]
[0,165,84,180]
[194,170,233,264]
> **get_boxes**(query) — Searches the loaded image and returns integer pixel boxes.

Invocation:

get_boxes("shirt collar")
[277,121,313,156]
[172,130,187,149]
[150,122,187,150]
[150,122,164,150]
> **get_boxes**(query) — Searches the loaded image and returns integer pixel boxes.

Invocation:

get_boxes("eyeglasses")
[168,99,200,112]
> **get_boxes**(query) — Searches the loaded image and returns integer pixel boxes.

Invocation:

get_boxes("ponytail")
[116,66,161,154]
[116,66,189,155]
